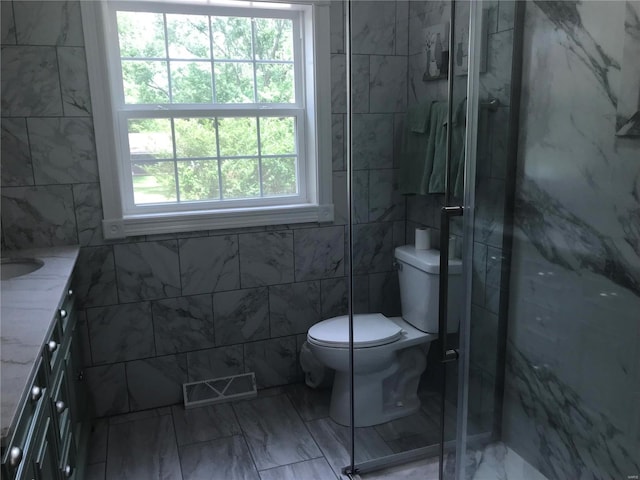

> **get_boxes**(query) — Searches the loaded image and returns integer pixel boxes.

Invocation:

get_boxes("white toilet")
[305,246,462,427]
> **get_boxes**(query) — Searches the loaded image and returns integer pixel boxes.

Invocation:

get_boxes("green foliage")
[118,9,298,204]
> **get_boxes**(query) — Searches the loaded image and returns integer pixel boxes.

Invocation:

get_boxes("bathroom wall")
[503,1,640,478]
[0,0,406,416]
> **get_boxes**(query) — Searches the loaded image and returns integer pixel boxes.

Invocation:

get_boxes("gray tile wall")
[0,0,409,416]
[503,1,640,477]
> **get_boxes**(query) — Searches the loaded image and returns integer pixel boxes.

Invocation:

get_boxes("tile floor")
[85,383,447,480]
[85,382,545,480]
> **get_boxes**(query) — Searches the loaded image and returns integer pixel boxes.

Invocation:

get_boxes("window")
[81,0,332,238]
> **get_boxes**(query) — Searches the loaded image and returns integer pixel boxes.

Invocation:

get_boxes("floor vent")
[183,372,257,409]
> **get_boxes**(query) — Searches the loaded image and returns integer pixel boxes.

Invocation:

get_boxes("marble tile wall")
[0,0,409,416]
[503,1,640,478]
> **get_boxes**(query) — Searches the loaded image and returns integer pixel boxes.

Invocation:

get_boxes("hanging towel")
[399,101,448,195]
[430,98,467,197]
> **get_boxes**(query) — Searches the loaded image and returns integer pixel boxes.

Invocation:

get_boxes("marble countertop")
[1,245,79,446]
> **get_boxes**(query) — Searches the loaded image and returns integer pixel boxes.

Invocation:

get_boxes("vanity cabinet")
[1,283,91,480]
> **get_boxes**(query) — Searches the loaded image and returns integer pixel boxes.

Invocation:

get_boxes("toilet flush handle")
[393,260,402,271]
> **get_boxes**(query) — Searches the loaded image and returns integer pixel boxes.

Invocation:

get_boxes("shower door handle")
[439,206,464,363]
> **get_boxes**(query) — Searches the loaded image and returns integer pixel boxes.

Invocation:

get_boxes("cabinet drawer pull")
[48,340,58,353]
[8,446,22,467]
[67,288,74,297]
[63,464,74,477]
[30,385,43,402]
[55,400,67,414]
[59,309,68,319]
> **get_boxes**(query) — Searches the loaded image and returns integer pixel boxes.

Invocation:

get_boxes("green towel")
[399,99,467,197]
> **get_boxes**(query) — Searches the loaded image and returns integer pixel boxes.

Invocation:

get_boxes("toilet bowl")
[307,313,434,426]
[303,246,462,427]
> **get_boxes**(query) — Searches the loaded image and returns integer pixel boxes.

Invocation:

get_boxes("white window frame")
[82,0,332,239]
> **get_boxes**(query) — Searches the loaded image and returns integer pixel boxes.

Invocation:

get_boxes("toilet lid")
[307,314,403,348]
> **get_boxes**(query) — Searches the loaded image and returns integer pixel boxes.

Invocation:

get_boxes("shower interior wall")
[503,1,640,478]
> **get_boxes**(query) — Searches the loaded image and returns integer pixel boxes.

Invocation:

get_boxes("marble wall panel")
[186,344,244,382]
[351,1,396,55]
[126,354,188,411]
[1,185,77,249]
[28,117,98,184]
[152,295,215,355]
[72,183,103,246]
[239,231,294,287]
[1,1,16,45]
[85,363,129,417]
[1,46,62,116]
[87,302,155,364]
[213,288,269,346]
[352,223,394,274]
[1,118,34,187]
[13,1,84,46]
[269,281,321,336]
[352,114,395,170]
[330,0,344,54]
[74,245,118,308]
[294,226,345,281]
[243,336,300,388]
[179,235,240,295]
[370,56,408,113]
[57,46,92,116]
[504,1,640,478]
[369,169,405,222]
[320,276,348,320]
[114,240,181,302]
[332,114,345,171]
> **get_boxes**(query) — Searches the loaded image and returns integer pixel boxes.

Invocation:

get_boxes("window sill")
[102,203,334,239]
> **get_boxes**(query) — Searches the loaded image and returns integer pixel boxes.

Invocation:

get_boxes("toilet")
[304,246,462,427]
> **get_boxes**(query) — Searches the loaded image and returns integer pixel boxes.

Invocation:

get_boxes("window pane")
[166,14,210,59]
[211,16,252,60]
[177,160,220,201]
[171,61,213,103]
[122,61,169,104]
[175,118,217,158]
[128,119,173,160]
[254,18,293,61]
[262,157,297,196]
[218,117,258,156]
[256,63,294,103]
[214,62,254,103]
[221,158,260,199]
[132,161,177,204]
[260,117,295,155]
[117,11,166,58]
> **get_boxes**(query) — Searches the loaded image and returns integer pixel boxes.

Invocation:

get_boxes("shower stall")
[339,0,640,478]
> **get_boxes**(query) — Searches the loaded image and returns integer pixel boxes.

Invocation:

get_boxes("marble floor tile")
[284,383,331,421]
[171,403,241,446]
[85,462,106,480]
[106,415,182,480]
[179,435,259,480]
[374,411,440,452]
[259,458,338,480]
[306,417,393,477]
[108,406,172,426]
[233,394,322,470]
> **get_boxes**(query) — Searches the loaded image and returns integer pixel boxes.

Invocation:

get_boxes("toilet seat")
[307,313,403,348]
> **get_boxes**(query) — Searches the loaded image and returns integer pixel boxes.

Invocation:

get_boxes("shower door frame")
[341,1,493,478]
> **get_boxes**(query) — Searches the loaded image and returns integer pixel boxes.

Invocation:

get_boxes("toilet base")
[328,346,427,427]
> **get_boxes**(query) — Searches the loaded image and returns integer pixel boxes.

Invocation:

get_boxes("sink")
[1,257,45,280]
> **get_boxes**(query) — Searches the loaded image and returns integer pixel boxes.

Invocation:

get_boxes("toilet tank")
[394,246,463,334]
